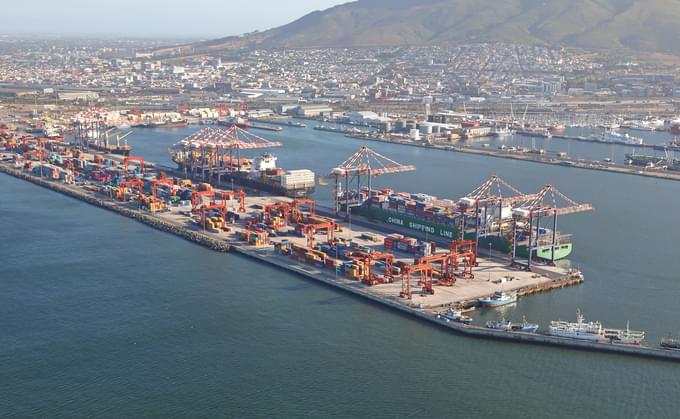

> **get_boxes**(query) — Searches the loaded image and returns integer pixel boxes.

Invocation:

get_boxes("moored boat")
[660,335,680,351]
[479,291,517,307]
[485,316,539,332]
[438,309,473,324]
[549,310,645,344]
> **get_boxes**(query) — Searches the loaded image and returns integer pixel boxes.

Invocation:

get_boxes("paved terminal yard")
[0,147,578,311]
[8,160,680,363]
[151,192,575,310]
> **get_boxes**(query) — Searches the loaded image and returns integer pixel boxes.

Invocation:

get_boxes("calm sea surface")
[1,124,679,417]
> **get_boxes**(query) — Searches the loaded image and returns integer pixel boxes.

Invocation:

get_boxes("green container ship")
[350,204,573,261]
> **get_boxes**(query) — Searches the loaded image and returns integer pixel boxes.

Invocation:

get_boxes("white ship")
[588,130,644,145]
[549,310,645,344]
[549,310,606,341]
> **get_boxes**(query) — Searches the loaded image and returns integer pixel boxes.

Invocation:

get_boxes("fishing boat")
[437,309,473,324]
[485,318,511,330]
[485,316,539,332]
[510,316,539,333]
[478,291,517,307]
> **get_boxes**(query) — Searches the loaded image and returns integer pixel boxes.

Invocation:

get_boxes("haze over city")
[2,1,680,418]
[3,0,345,37]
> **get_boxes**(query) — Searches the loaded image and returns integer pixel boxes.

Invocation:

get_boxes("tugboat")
[437,309,473,324]
[478,291,517,307]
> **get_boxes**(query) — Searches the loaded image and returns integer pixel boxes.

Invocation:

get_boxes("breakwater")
[0,165,231,253]
[3,163,680,364]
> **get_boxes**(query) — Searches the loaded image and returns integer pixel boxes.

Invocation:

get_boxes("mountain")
[185,0,680,54]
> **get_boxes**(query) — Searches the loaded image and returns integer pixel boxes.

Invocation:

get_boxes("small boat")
[510,316,539,333]
[660,335,680,351]
[486,316,539,333]
[438,309,473,324]
[485,318,511,330]
[479,291,517,307]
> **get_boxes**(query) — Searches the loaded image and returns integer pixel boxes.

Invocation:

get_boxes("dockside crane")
[511,184,593,270]
[169,126,281,182]
[330,145,415,217]
[458,175,539,249]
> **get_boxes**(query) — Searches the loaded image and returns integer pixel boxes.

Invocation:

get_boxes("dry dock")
[2,161,680,363]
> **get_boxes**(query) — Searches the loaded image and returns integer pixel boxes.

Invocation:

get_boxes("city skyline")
[2,0,346,38]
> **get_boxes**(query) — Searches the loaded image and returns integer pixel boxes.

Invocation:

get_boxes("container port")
[2,123,680,364]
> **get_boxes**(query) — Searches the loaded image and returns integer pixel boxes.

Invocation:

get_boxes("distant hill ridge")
[181,0,680,54]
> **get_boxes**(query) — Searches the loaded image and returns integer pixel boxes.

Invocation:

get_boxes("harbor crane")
[458,175,539,249]
[169,126,281,183]
[511,184,593,270]
[330,145,415,217]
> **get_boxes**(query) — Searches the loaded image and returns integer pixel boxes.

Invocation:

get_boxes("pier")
[344,133,680,182]
[3,160,680,364]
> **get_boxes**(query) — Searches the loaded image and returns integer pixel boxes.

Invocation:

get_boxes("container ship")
[346,189,573,260]
[171,151,315,198]
[625,153,680,170]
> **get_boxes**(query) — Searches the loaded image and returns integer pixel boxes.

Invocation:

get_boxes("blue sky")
[4,0,347,38]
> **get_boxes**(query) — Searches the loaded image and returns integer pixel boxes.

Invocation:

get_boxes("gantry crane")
[191,190,216,209]
[169,126,282,182]
[123,156,145,175]
[290,198,316,223]
[330,145,415,217]
[458,175,539,247]
[263,201,292,226]
[117,179,144,202]
[511,184,593,270]
[199,203,227,231]
[218,190,246,213]
[348,251,395,285]
[449,240,477,279]
[400,263,434,299]
[151,176,176,200]
[299,220,336,248]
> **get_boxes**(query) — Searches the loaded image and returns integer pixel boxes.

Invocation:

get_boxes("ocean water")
[2,125,680,417]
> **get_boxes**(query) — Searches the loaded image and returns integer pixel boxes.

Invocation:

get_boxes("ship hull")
[351,205,573,260]
[181,170,315,198]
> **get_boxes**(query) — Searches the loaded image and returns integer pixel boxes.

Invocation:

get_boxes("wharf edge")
[2,165,680,363]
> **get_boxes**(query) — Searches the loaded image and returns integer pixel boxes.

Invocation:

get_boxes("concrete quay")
[4,162,679,363]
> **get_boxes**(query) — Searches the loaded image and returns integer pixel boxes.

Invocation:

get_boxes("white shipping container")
[281,169,315,188]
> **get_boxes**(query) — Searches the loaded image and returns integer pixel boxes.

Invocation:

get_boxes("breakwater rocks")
[0,165,231,253]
